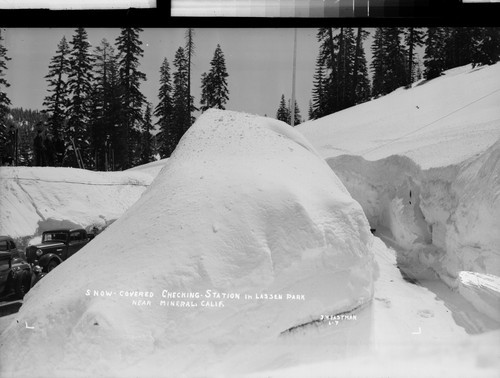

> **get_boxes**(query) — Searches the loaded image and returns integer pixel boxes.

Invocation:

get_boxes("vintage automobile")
[0,237,34,300]
[26,228,94,273]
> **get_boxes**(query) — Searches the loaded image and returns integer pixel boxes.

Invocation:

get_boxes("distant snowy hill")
[0,166,157,242]
[298,63,500,169]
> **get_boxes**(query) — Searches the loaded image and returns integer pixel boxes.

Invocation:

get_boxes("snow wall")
[326,137,500,288]
[0,109,376,377]
[0,166,155,244]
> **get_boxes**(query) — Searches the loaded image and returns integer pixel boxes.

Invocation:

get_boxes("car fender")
[38,253,63,269]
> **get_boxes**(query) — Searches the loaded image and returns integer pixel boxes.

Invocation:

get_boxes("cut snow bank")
[327,138,500,285]
[0,109,376,377]
[0,166,156,242]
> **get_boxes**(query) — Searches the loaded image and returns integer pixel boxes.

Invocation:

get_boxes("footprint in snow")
[417,309,434,318]
[375,297,392,308]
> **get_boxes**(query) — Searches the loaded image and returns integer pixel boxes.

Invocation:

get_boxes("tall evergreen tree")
[0,29,11,147]
[276,94,289,123]
[371,28,386,98]
[288,99,301,126]
[66,27,94,168]
[310,53,328,120]
[351,28,371,105]
[185,28,196,125]
[171,47,191,145]
[200,44,229,112]
[424,27,446,80]
[43,36,71,140]
[140,103,154,165]
[371,28,406,96]
[404,27,425,87]
[383,27,407,93]
[115,27,147,169]
[90,39,119,170]
[471,27,500,67]
[154,58,175,158]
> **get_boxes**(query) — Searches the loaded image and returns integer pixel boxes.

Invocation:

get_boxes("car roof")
[42,229,82,233]
[0,236,14,242]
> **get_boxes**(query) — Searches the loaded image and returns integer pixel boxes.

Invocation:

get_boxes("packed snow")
[298,62,500,323]
[0,109,377,377]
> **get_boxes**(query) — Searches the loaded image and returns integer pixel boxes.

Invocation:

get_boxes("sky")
[2,28,376,123]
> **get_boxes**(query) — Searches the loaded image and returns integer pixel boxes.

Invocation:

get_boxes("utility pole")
[291,28,297,127]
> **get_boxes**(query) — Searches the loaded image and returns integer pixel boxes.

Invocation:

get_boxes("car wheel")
[14,270,31,300]
[47,260,59,272]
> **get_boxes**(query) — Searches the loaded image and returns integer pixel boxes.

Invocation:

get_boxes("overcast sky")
[3,28,376,122]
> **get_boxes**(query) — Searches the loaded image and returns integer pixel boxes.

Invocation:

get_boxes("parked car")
[25,229,94,273]
[0,236,45,298]
[0,235,25,260]
[0,240,33,300]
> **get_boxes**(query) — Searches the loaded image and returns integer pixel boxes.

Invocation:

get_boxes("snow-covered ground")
[0,63,499,377]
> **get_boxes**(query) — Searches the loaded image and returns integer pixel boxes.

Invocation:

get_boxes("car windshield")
[0,240,8,251]
[42,233,67,243]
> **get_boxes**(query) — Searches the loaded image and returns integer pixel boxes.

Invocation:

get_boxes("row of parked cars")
[0,228,95,301]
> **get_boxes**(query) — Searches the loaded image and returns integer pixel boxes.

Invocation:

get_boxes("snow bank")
[0,166,155,242]
[0,109,376,377]
[327,138,500,286]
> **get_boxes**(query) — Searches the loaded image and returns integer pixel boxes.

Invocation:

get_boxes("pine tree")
[171,47,191,145]
[308,100,314,121]
[404,27,425,87]
[89,39,118,170]
[200,44,229,112]
[140,103,154,165]
[276,94,290,123]
[0,29,11,149]
[351,27,371,105]
[115,27,147,169]
[371,28,406,96]
[311,53,328,120]
[383,28,407,93]
[185,28,196,125]
[471,27,500,67]
[43,36,71,140]
[424,27,446,80]
[154,58,175,158]
[288,99,301,126]
[371,28,387,98]
[66,27,94,168]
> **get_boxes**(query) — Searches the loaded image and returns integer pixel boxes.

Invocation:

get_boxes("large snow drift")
[298,63,500,312]
[0,109,376,377]
[0,166,156,242]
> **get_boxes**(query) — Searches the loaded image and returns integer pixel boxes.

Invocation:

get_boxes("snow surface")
[298,63,500,320]
[0,166,156,243]
[0,109,377,377]
[298,63,500,169]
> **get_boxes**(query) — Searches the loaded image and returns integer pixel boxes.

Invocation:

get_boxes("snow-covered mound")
[0,109,376,377]
[0,166,155,242]
[297,63,500,300]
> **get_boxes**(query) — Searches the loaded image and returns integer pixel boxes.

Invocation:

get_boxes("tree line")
[307,26,500,121]
[0,28,230,169]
